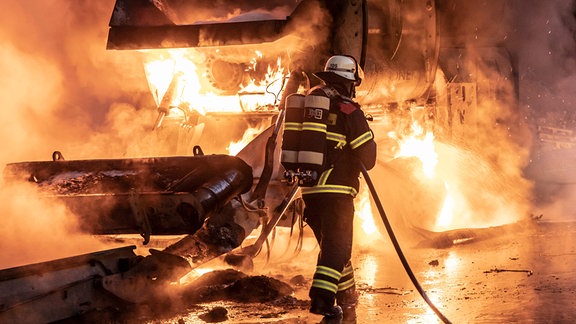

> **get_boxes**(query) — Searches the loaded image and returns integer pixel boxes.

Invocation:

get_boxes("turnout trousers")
[303,193,355,306]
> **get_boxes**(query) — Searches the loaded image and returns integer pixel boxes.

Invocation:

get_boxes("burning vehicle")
[0,0,534,322]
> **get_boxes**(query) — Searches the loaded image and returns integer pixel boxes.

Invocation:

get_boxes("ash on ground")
[64,268,310,323]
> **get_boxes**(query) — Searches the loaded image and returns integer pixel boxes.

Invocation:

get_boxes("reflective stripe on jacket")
[301,85,376,197]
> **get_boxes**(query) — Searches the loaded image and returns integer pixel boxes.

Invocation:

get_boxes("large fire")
[141,48,515,240]
[354,117,481,237]
[392,123,452,231]
[142,48,286,116]
[355,109,526,239]
[141,48,287,158]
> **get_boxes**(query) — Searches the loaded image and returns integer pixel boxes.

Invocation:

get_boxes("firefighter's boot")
[310,290,343,321]
[336,286,358,324]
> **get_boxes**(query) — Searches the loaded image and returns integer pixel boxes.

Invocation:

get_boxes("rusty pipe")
[152,71,184,131]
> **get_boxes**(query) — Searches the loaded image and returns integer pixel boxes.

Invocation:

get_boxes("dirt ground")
[115,219,576,323]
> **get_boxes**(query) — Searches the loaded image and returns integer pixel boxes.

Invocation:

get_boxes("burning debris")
[198,306,228,323]
[414,219,538,249]
[78,269,303,323]
[3,154,255,238]
[181,269,294,304]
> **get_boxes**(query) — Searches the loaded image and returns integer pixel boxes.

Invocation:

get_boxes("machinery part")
[204,56,244,94]
[193,145,204,156]
[324,0,368,68]
[106,0,291,50]
[190,169,254,220]
[226,182,300,259]
[3,155,253,236]
[101,195,263,304]
[359,161,451,324]
[52,151,65,161]
[101,249,192,304]
[153,71,184,130]
[129,190,152,245]
[0,246,139,323]
[359,0,439,104]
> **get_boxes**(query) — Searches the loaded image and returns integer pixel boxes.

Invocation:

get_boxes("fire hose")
[360,162,452,324]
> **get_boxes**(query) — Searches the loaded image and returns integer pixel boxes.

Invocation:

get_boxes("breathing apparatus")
[280,92,329,186]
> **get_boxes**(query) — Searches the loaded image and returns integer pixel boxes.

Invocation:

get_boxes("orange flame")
[394,121,438,178]
[389,120,456,231]
[142,49,286,116]
[355,185,378,238]
[227,123,269,156]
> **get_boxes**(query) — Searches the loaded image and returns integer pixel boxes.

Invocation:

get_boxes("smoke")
[0,0,323,269]
[510,0,576,219]
[0,1,155,160]
[512,0,576,92]
[0,181,111,269]
[358,0,541,236]
[416,0,576,224]
[0,1,157,268]
[427,0,576,227]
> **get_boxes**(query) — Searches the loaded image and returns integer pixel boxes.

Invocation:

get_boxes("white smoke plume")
[0,0,319,268]
[0,0,154,268]
[511,0,576,220]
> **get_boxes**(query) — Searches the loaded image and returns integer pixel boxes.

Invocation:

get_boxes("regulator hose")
[360,162,452,324]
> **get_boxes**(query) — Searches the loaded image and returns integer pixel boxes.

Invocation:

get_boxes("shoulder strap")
[310,85,355,105]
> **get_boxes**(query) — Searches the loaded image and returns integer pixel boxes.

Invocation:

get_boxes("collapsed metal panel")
[3,155,253,238]
[106,0,290,50]
[0,246,137,323]
[107,20,288,50]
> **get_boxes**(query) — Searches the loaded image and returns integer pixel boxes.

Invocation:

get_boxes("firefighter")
[303,55,377,323]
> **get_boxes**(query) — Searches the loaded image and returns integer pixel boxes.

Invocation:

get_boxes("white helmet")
[314,55,363,86]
